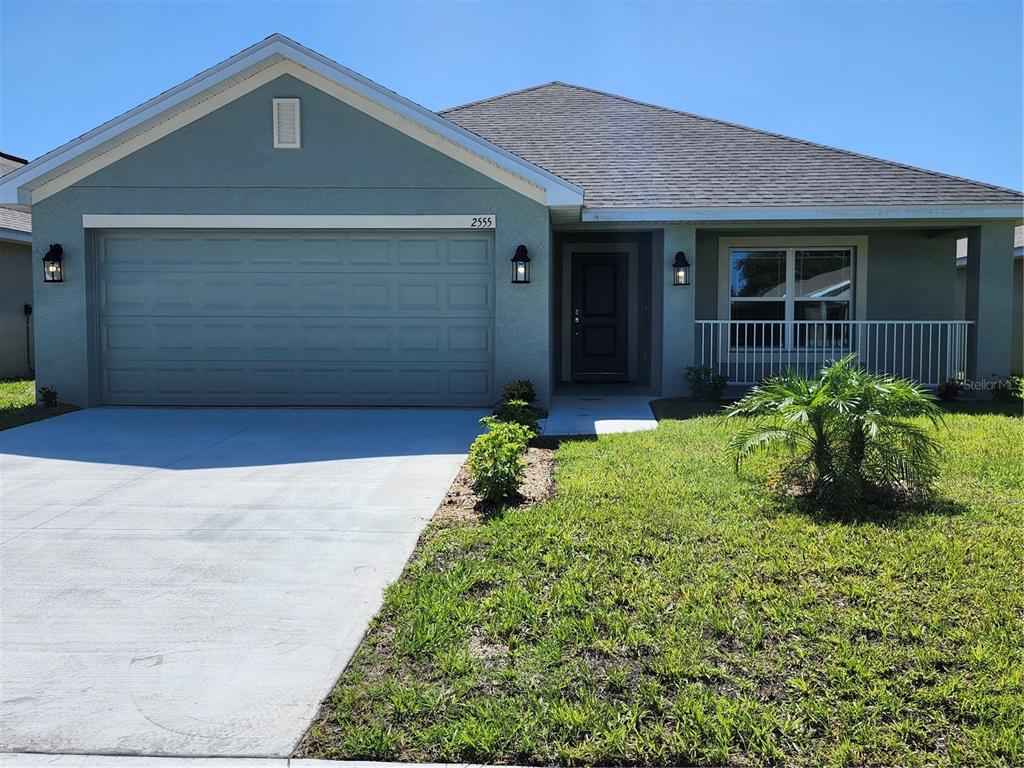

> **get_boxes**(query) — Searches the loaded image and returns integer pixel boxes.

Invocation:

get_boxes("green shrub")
[685,365,728,400]
[725,354,943,506]
[990,375,1023,404]
[38,386,58,407]
[935,378,963,401]
[467,416,532,503]
[495,398,540,434]
[501,379,537,405]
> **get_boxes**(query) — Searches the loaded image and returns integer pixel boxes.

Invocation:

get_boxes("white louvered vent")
[273,98,301,149]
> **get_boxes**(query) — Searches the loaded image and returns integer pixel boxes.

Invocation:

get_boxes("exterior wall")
[957,258,1023,375]
[965,223,1016,380]
[661,225,695,396]
[0,240,33,378]
[693,230,718,321]
[692,227,959,322]
[31,74,552,406]
[864,230,956,320]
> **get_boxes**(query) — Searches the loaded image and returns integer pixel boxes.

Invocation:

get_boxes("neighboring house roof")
[0,34,583,210]
[956,225,1024,265]
[0,153,31,239]
[442,82,1024,213]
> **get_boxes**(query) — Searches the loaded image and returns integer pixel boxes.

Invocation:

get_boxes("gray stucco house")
[0,35,1020,408]
[0,151,33,379]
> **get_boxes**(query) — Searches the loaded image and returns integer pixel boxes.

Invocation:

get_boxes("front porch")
[546,223,1016,401]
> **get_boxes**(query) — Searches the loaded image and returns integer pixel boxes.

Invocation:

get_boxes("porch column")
[965,223,1015,384]
[661,224,696,396]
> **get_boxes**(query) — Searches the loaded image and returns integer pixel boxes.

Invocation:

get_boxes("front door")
[571,252,628,381]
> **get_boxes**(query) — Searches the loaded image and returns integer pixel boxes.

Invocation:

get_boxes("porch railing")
[695,320,972,387]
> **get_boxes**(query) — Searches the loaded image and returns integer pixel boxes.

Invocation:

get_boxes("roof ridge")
[439,82,563,115]
[478,80,1024,199]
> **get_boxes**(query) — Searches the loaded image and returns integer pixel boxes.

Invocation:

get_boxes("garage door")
[95,230,495,405]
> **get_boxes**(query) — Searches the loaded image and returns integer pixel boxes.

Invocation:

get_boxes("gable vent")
[273,98,301,149]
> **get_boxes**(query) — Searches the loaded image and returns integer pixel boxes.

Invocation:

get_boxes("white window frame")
[717,235,868,351]
[272,98,301,149]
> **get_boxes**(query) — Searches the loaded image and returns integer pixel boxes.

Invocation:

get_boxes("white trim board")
[584,205,1024,223]
[82,214,497,230]
[0,35,583,208]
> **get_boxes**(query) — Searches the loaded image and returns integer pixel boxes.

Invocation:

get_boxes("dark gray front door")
[571,252,628,381]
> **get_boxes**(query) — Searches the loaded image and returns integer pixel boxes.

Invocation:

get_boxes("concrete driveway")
[0,407,484,758]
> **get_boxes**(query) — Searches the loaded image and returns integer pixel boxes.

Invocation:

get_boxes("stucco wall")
[684,228,960,322]
[0,240,33,379]
[31,74,552,406]
[864,230,957,320]
[957,258,1023,375]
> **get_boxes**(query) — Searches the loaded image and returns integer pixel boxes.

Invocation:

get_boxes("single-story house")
[0,34,1020,408]
[0,151,33,379]
[955,226,1022,375]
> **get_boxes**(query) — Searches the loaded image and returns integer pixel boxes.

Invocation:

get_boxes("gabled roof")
[442,82,1023,216]
[0,35,583,210]
[0,153,31,238]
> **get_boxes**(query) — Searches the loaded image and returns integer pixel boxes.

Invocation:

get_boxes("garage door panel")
[99,274,492,317]
[100,318,492,363]
[98,231,492,273]
[96,229,495,405]
[100,362,493,405]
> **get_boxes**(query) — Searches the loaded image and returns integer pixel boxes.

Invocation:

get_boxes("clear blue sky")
[1,0,1021,191]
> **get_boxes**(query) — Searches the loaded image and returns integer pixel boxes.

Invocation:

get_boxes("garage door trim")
[83,214,496,230]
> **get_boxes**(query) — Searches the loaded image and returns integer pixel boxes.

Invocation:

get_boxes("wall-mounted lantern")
[512,244,531,284]
[672,251,690,286]
[42,244,64,283]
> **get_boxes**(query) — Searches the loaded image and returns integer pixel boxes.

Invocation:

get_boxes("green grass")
[302,403,1023,767]
[0,379,76,430]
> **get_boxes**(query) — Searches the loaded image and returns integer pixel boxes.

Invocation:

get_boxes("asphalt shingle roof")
[0,152,31,234]
[441,82,1024,210]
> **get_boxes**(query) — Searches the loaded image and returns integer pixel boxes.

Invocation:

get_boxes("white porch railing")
[695,320,973,387]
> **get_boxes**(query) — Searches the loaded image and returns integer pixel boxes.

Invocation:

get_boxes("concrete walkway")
[540,395,658,436]
[0,408,484,759]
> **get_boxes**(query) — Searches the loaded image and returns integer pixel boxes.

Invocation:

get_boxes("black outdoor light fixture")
[42,244,64,283]
[512,244,531,283]
[672,250,690,286]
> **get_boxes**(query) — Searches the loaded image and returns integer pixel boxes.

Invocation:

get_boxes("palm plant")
[724,354,943,505]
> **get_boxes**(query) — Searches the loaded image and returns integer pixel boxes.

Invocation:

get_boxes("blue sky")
[1,0,1021,190]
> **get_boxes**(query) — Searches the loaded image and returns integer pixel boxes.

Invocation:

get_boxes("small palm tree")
[725,354,943,505]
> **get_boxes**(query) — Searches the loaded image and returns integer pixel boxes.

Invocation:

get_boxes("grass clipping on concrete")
[299,405,1023,767]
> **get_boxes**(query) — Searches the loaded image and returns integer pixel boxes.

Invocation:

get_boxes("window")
[273,98,301,149]
[729,247,854,348]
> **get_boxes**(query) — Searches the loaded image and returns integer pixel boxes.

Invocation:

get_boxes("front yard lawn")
[301,403,1022,767]
[0,379,76,430]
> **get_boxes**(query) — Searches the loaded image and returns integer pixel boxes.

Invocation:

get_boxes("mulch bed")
[435,442,557,522]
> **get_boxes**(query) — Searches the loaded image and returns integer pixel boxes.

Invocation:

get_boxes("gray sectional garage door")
[95,230,495,405]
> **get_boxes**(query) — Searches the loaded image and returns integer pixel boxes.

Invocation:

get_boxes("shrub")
[936,378,963,401]
[38,386,58,407]
[725,354,943,506]
[495,398,540,434]
[686,366,728,401]
[467,416,532,503]
[501,379,537,405]
[990,375,1023,404]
